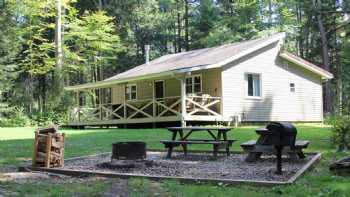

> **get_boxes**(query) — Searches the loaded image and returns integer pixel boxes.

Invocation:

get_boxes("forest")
[0,0,349,126]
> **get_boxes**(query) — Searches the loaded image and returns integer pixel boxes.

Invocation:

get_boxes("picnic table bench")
[241,128,310,162]
[161,127,236,158]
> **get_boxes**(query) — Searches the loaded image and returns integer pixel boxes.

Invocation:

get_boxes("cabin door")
[154,80,165,115]
[154,80,164,99]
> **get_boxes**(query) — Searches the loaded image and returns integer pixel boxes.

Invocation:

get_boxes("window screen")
[246,73,261,97]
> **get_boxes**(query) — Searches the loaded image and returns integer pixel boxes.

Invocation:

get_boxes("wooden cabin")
[65,33,333,127]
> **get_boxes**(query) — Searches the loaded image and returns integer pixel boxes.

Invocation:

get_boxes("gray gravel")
[64,152,316,182]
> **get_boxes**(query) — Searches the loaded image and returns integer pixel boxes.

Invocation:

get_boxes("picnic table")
[160,127,235,158]
[241,128,309,162]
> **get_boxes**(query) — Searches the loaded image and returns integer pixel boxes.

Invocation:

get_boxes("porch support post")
[123,84,127,119]
[180,77,187,127]
[152,82,156,118]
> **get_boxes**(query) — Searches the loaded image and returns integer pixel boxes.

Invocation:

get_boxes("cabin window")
[290,83,295,93]
[246,73,261,97]
[125,84,137,100]
[186,75,202,94]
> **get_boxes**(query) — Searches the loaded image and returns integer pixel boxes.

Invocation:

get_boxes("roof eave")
[177,33,286,73]
[64,70,177,91]
[279,53,334,80]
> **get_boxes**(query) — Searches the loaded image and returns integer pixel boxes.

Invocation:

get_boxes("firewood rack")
[32,127,65,168]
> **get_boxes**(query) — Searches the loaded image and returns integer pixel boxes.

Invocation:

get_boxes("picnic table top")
[255,128,269,135]
[167,127,232,132]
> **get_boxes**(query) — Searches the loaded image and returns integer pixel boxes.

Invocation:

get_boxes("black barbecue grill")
[265,122,297,174]
[265,122,297,148]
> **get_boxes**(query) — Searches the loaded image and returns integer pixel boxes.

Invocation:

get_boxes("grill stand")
[275,145,283,175]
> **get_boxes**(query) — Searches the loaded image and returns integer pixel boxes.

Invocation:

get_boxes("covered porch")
[67,69,229,127]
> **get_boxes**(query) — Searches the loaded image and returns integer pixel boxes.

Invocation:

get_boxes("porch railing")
[70,95,221,122]
[186,95,221,116]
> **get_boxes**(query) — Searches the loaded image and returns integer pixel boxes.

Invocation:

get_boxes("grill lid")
[266,122,297,148]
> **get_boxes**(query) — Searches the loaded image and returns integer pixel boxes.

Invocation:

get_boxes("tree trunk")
[176,0,182,52]
[333,10,343,114]
[55,0,63,70]
[268,0,273,27]
[316,0,332,113]
[184,0,189,51]
[98,0,102,10]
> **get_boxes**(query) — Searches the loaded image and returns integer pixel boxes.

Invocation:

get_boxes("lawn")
[0,124,349,197]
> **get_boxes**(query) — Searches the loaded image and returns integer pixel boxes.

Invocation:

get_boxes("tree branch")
[326,18,350,36]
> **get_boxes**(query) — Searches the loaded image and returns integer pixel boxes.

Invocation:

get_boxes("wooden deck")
[68,95,229,127]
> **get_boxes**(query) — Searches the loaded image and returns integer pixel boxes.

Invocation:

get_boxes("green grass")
[0,179,111,197]
[0,124,349,197]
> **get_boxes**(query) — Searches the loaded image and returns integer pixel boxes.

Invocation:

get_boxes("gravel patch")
[64,152,317,182]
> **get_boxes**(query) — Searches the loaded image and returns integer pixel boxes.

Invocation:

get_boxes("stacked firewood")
[32,126,65,168]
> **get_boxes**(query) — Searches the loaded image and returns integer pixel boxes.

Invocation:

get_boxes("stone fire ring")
[24,151,321,186]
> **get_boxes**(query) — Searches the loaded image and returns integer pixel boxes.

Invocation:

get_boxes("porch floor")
[67,115,230,127]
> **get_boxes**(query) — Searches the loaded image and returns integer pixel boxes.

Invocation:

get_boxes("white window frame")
[245,73,262,99]
[125,84,137,101]
[185,74,202,94]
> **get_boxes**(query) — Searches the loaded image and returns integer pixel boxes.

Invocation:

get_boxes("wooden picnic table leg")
[179,130,187,156]
[222,131,230,156]
[245,135,265,162]
[213,144,219,158]
[216,130,221,141]
[166,131,178,158]
[207,130,218,140]
[296,150,306,159]
[245,152,262,162]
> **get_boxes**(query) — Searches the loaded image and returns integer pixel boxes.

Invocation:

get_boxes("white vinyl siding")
[221,41,323,122]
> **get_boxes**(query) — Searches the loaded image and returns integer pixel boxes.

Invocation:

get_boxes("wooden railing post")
[100,104,102,120]
[180,78,187,127]
[153,99,156,117]
[152,82,156,117]
[123,101,127,119]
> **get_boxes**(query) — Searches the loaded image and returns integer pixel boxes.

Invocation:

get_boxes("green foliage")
[326,114,350,151]
[0,107,30,127]
[18,0,56,75]
[0,0,349,127]
[65,11,123,73]
[198,25,242,47]
[30,110,69,126]
[0,2,21,97]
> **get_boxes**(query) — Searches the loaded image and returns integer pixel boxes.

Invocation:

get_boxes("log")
[330,156,350,176]
[33,128,65,168]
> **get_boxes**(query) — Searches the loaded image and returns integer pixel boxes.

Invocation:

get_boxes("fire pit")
[97,142,152,169]
[112,141,146,160]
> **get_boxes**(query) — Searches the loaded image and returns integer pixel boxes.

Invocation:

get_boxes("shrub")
[326,114,350,152]
[30,110,69,126]
[0,107,30,127]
